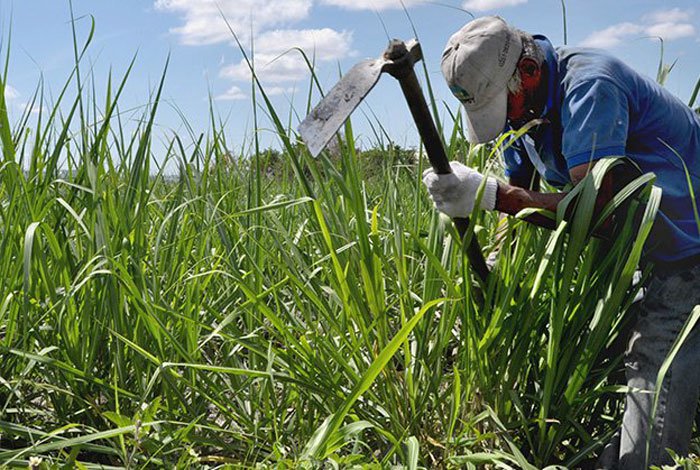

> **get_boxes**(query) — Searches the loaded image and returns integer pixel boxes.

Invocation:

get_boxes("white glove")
[422,161,498,218]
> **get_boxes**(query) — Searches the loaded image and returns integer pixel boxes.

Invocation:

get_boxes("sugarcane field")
[1,1,700,468]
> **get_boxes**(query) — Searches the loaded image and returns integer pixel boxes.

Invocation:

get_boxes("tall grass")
[0,17,675,470]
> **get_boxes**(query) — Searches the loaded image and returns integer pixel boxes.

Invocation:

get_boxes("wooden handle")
[385,40,489,284]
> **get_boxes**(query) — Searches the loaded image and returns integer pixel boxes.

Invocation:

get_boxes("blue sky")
[3,0,699,162]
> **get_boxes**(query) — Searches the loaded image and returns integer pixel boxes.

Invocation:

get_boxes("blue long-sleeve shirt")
[503,36,700,263]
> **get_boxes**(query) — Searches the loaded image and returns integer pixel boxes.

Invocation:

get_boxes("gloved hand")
[422,161,498,218]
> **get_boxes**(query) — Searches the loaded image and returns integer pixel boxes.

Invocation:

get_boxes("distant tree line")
[209,141,418,182]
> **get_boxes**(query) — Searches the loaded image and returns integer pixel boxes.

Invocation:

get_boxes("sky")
[3,0,699,165]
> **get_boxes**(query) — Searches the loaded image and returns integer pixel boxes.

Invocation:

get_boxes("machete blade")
[298,57,387,157]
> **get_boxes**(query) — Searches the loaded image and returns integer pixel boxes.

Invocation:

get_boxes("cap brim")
[463,86,507,144]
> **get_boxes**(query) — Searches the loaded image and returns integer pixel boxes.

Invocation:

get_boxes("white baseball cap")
[441,16,523,143]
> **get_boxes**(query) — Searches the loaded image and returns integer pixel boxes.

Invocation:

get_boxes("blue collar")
[533,35,559,119]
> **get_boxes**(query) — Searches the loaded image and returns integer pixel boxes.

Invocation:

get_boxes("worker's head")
[441,16,545,143]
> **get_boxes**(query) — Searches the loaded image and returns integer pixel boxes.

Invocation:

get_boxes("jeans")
[598,263,700,469]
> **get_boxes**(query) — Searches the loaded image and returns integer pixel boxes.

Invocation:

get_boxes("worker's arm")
[423,162,616,233]
[495,163,615,231]
[486,172,539,267]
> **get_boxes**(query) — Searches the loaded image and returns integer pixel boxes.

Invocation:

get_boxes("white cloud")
[643,8,692,24]
[266,86,295,96]
[581,22,643,49]
[216,85,247,100]
[319,0,424,10]
[4,85,18,101]
[255,28,353,61]
[580,9,697,49]
[21,102,44,115]
[220,28,353,83]
[645,22,695,41]
[156,1,355,94]
[461,0,526,12]
[222,54,309,82]
[155,0,313,45]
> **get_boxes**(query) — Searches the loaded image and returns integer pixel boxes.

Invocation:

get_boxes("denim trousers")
[598,263,700,469]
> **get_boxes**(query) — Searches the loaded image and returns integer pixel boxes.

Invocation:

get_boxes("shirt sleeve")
[561,78,629,169]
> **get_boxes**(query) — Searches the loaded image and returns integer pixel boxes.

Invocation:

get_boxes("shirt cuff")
[479,177,498,211]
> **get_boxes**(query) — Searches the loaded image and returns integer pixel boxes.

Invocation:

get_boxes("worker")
[422,15,700,469]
